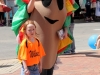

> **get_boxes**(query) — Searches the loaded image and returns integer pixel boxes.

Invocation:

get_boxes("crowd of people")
[0,0,100,27]
[74,0,100,22]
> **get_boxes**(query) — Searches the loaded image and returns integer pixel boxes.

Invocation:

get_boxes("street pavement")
[0,20,100,75]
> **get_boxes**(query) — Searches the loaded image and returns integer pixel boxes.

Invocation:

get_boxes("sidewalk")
[1,50,100,75]
[0,59,21,75]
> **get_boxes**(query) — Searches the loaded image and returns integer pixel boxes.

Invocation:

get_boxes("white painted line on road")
[93,29,100,30]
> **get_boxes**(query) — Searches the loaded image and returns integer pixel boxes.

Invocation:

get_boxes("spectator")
[64,12,76,54]
[0,0,5,26]
[85,0,94,22]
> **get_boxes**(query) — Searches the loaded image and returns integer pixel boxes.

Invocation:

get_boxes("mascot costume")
[11,0,79,75]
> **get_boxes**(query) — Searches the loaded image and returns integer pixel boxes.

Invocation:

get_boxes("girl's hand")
[22,60,30,75]
[39,65,42,73]
[27,0,35,13]
[38,59,43,73]
[24,69,30,75]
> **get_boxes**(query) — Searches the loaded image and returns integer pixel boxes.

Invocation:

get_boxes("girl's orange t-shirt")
[18,38,46,66]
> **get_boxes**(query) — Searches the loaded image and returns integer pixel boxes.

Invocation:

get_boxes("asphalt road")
[0,21,100,59]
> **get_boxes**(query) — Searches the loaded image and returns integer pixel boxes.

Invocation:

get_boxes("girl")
[85,0,94,22]
[18,20,46,75]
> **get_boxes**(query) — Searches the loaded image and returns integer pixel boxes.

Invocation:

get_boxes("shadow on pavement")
[86,53,100,58]
[74,19,100,24]
[60,51,100,58]
[77,52,100,58]
[0,65,13,68]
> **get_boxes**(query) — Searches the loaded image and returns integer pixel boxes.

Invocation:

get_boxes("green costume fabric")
[73,2,79,12]
[11,0,29,55]
[16,45,19,55]
[11,0,29,36]
[63,16,71,27]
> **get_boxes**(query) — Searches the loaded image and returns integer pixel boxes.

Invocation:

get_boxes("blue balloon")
[88,35,98,49]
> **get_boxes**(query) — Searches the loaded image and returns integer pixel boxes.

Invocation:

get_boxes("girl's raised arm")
[27,0,35,13]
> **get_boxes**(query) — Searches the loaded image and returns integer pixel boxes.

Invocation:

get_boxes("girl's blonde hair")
[23,20,36,31]
[22,20,37,37]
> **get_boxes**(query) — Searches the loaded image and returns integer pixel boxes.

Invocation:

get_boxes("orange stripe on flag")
[58,36,73,54]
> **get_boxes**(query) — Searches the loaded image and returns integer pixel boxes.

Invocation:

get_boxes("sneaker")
[71,52,75,54]
[64,52,71,55]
